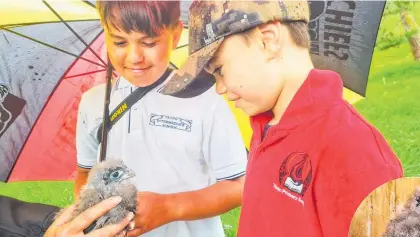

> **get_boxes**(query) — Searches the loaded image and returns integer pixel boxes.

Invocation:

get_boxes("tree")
[400,7,420,61]
[376,1,420,61]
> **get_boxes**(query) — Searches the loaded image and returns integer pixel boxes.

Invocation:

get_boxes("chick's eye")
[111,171,121,178]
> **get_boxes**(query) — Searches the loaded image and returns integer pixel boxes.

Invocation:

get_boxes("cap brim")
[159,38,224,98]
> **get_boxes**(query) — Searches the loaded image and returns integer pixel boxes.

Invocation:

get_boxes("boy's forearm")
[74,180,83,199]
[74,177,85,199]
[165,176,245,221]
[74,168,89,199]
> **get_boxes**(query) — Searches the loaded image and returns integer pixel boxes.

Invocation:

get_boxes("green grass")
[355,43,420,177]
[1,4,420,237]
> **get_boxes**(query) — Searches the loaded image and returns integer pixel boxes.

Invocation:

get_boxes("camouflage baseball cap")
[159,0,310,98]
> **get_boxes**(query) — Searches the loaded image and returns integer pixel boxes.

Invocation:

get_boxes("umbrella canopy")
[0,0,385,183]
[0,0,176,182]
[1,0,109,182]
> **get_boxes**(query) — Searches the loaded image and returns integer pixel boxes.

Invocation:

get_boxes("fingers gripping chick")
[57,159,138,235]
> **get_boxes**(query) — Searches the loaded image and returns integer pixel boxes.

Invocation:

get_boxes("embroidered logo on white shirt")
[149,114,192,132]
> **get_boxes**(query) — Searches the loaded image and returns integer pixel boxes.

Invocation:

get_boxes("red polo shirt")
[237,69,403,237]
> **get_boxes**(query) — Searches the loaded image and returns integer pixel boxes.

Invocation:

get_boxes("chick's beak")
[123,168,136,180]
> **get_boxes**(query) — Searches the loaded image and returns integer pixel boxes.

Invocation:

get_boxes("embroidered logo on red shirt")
[273,152,313,206]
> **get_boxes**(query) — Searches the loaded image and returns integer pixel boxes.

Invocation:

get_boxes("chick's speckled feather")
[383,187,420,237]
[57,159,137,234]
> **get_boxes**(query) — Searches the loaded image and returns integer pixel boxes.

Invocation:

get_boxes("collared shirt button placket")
[248,130,271,170]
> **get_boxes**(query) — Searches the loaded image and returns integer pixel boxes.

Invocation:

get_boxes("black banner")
[308,0,386,96]
[0,84,26,138]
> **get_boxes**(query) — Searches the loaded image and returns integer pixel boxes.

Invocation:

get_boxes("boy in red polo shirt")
[161,0,404,236]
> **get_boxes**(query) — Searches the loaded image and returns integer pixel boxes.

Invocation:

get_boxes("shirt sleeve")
[202,94,248,181]
[314,126,403,237]
[76,88,104,169]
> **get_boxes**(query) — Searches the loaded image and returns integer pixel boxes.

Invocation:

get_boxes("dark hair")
[96,1,181,37]
[239,20,310,49]
[284,21,310,49]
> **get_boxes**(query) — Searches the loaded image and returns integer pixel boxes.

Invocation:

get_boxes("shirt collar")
[114,76,133,90]
[114,68,176,91]
[251,69,344,131]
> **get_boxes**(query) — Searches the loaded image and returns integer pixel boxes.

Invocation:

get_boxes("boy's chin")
[241,106,263,117]
[121,71,161,87]
[123,75,153,87]
[244,106,273,117]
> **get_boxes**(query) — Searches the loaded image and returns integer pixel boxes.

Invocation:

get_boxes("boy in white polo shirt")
[75,1,247,237]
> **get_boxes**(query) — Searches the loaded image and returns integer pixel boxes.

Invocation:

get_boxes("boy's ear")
[172,20,184,50]
[258,21,284,59]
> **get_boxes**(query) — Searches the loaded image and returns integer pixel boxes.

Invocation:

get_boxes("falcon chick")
[383,187,420,237]
[58,159,138,235]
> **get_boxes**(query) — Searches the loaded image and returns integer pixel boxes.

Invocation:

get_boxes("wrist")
[163,193,184,222]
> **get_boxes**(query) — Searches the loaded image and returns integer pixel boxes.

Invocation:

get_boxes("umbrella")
[0,0,111,182]
[0,0,385,183]
[0,0,183,182]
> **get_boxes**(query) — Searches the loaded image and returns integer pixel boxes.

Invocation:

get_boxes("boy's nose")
[215,80,227,95]
[127,44,145,63]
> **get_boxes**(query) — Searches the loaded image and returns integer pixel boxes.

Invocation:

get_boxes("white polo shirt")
[76,70,248,237]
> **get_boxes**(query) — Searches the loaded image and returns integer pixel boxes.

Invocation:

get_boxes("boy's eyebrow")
[109,33,153,40]
[109,33,125,39]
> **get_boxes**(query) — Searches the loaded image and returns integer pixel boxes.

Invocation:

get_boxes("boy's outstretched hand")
[127,192,178,237]
[128,178,244,236]
[45,196,135,237]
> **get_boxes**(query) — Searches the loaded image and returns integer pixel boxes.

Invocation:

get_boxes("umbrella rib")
[1,19,99,28]
[63,69,106,79]
[176,44,188,49]
[43,0,107,67]
[81,0,96,9]
[0,26,105,68]
[1,31,10,46]
[170,62,179,70]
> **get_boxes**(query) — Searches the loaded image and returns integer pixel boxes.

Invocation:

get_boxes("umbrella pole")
[99,57,113,162]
